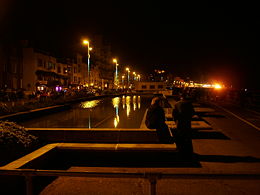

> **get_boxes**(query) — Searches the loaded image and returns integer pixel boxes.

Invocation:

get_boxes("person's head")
[151,96,161,106]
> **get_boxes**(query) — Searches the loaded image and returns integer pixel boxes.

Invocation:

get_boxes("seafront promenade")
[1,93,260,194]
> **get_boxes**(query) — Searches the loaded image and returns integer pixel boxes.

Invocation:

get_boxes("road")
[39,99,260,195]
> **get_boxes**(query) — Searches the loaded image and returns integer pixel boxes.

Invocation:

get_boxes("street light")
[82,39,91,86]
[122,75,125,88]
[137,74,141,81]
[133,72,136,81]
[113,58,119,87]
[126,67,130,88]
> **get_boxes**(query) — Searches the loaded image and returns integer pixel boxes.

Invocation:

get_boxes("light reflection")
[112,97,120,108]
[81,100,100,109]
[126,96,131,117]
[112,97,121,128]
[114,114,120,128]
[114,117,118,127]
[111,95,142,126]
[81,100,101,129]
[88,110,91,128]
[122,95,126,109]
[133,95,137,111]
[138,96,141,109]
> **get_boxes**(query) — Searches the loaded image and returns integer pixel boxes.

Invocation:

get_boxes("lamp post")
[133,72,136,81]
[122,75,125,88]
[126,67,130,88]
[113,58,119,88]
[82,39,92,86]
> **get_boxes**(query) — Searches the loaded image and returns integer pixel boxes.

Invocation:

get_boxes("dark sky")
[1,0,259,89]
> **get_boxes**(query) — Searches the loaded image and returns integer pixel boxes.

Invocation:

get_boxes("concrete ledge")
[57,143,177,151]
[116,143,177,151]
[1,143,58,169]
[26,128,158,143]
[57,143,118,151]
[1,143,177,170]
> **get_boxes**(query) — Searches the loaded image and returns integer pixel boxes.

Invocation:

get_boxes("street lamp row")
[83,39,141,89]
[82,39,93,86]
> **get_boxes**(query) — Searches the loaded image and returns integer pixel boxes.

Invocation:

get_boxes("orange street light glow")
[214,84,222,89]
[82,40,89,45]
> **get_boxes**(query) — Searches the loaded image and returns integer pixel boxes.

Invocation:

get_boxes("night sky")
[1,1,259,89]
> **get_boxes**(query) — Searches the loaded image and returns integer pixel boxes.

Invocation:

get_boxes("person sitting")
[145,97,173,143]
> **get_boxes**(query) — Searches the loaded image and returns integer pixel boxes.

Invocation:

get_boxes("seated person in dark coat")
[145,97,172,143]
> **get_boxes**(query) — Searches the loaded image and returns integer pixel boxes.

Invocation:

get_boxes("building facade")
[1,39,115,93]
[22,48,86,92]
[0,42,23,91]
[91,35,114,89]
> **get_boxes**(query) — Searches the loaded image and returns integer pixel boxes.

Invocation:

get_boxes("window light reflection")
[138,96,141,109]
[112,97,120,108]
[133,95,137,111]
[81,100,100,109]
[126,96,131,117]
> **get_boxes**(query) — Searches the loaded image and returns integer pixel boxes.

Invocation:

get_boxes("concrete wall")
[27,128,159,143]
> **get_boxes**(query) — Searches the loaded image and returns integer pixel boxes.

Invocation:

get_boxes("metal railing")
[1,169,260,195]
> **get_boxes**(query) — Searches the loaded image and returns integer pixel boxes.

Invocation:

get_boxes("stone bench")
[1,143,177,170]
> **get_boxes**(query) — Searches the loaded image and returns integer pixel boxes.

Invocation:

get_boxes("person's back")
[172,94,195,159]
[145,97,172,143]
[173,98,194,130]
[145,101,165,129]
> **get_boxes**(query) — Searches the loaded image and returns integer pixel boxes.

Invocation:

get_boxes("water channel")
[18,95,153,128]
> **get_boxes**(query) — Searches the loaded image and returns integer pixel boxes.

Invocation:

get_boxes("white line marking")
[215,104,260,131]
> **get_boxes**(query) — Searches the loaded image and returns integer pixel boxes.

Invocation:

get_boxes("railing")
[1,169,260,195]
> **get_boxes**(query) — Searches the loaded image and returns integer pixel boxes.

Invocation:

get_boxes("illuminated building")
[22,48,73,92]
